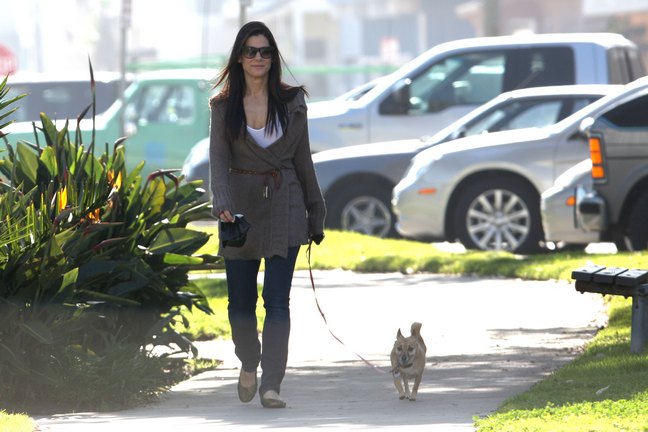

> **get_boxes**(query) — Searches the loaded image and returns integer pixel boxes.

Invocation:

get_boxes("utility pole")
[119,0,131,136]
[240,0,251,27]
[483,0,500,36]
[201,0,211,68]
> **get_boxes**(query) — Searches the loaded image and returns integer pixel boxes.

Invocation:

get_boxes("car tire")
[453,178,544,254]
[612,231,630,252]
[326,183,397,238]
[615,191,648,251]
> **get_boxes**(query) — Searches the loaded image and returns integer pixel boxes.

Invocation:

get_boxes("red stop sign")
[0,44,17,75]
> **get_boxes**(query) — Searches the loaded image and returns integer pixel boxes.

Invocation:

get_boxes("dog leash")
[306,241,390,374]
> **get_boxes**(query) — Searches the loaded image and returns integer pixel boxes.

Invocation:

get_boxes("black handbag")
[220,214,251,248]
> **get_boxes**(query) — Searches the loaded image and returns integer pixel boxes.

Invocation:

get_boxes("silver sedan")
[314,85,618,238]
[392,78,648,253]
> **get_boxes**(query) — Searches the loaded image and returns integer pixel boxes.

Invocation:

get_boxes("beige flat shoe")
[260,390,286,408]
[237,369,257,403]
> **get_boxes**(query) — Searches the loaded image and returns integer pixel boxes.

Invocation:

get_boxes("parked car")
[181,32,643,195]
[391,77,648,254]
[4,69,216,176]
[540,158,599,247]
[307,32,644,153]
[5,71,124,123]
[575,81,648,251]
[313,84,618,238]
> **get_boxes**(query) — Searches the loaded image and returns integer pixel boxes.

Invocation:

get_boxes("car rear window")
[503,47,575,90]
[600,93,648,127]
[5,78,121,123]
[607,47,646,84]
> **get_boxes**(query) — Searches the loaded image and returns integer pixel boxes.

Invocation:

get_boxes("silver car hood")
[414,127,551,161]
[312,138,427,162]
[307,99,351,119]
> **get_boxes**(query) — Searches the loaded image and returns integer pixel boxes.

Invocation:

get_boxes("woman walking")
[209,21,326,409]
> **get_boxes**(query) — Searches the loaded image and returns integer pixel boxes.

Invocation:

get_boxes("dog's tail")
[411,322,422,335]
[411,322,426,351]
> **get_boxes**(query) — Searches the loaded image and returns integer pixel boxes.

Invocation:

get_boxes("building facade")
[1,0,646,98]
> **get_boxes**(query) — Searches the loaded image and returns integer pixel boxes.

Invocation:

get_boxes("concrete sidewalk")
[36,270,606,431]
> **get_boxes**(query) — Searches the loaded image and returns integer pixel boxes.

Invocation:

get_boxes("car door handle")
[337,123,363,130]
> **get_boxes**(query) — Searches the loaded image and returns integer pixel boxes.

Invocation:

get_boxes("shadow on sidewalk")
[38,333,591,431]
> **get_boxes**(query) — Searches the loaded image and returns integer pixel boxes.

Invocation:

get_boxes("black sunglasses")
[241,45,274,59]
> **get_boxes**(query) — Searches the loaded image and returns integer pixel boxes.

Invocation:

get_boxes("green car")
[3,68,217,176]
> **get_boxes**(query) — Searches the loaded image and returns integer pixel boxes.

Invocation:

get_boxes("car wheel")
[453,178,543,254]
[615,191,648,251]
[326,183,396,238]
[612,231,630,252]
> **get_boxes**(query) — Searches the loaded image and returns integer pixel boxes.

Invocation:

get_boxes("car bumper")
[576,186,607,233]
[392,178,445,241]
[541,184,600,244]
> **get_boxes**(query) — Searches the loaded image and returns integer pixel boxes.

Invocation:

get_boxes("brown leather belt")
[230,167,281,198]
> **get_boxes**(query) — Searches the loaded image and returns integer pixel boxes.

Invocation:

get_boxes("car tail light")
[589,136,606,180]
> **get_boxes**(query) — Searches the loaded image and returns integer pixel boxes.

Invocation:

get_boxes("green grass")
[193,226,648,282]
[7,228,644,428]
[0,411,35,432]
[474,296,648,431]
[183,278,231,340]
[182,278,265,340]
[190,227,648,431]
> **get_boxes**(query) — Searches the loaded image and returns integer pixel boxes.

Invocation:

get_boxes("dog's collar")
[399,362,413,369]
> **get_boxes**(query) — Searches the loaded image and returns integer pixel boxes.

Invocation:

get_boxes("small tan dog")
[390,322,426,401]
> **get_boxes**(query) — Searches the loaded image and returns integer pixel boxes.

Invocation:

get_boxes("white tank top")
[247,122,284,148]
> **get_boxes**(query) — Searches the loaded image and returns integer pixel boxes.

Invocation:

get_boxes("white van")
[306,32,644,152]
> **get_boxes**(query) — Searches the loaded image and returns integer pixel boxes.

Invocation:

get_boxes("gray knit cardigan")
[209,90,326,260]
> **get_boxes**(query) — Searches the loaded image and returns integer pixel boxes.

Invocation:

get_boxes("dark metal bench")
[572,265,648,353]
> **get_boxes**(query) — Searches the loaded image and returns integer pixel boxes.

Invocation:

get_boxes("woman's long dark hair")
[211,21,307,141]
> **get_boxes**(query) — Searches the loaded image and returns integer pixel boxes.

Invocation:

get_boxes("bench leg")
[630,295,648,354]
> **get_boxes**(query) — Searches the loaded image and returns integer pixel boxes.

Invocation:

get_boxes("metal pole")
[630,292,648,353]
[201,0,210,68]
[240,0,251,27]
[119,0,131,137]
[483,0,500,37]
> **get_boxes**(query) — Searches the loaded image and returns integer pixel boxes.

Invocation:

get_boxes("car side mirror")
[579,117,594,135]
[449,126,467,140]
[379,79,411,115]
[570,116,595,141]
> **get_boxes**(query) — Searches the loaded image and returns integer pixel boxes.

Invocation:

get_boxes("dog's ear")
[396,329,404,340]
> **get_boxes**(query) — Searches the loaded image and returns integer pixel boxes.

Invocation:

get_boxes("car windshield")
[420,93,603,149]
[547,83,646,133]
[463,97,597,135]
[334,78,382,102]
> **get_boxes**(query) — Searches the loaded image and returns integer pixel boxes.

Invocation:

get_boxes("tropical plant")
[0,66,221,412]
[0,75,25,136]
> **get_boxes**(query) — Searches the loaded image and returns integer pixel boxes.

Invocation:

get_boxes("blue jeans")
[225,246,300,395]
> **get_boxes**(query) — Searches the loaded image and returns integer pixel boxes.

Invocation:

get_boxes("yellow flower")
[58,186,68,211]
[86,208,101,222]
[108,170,122,190]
